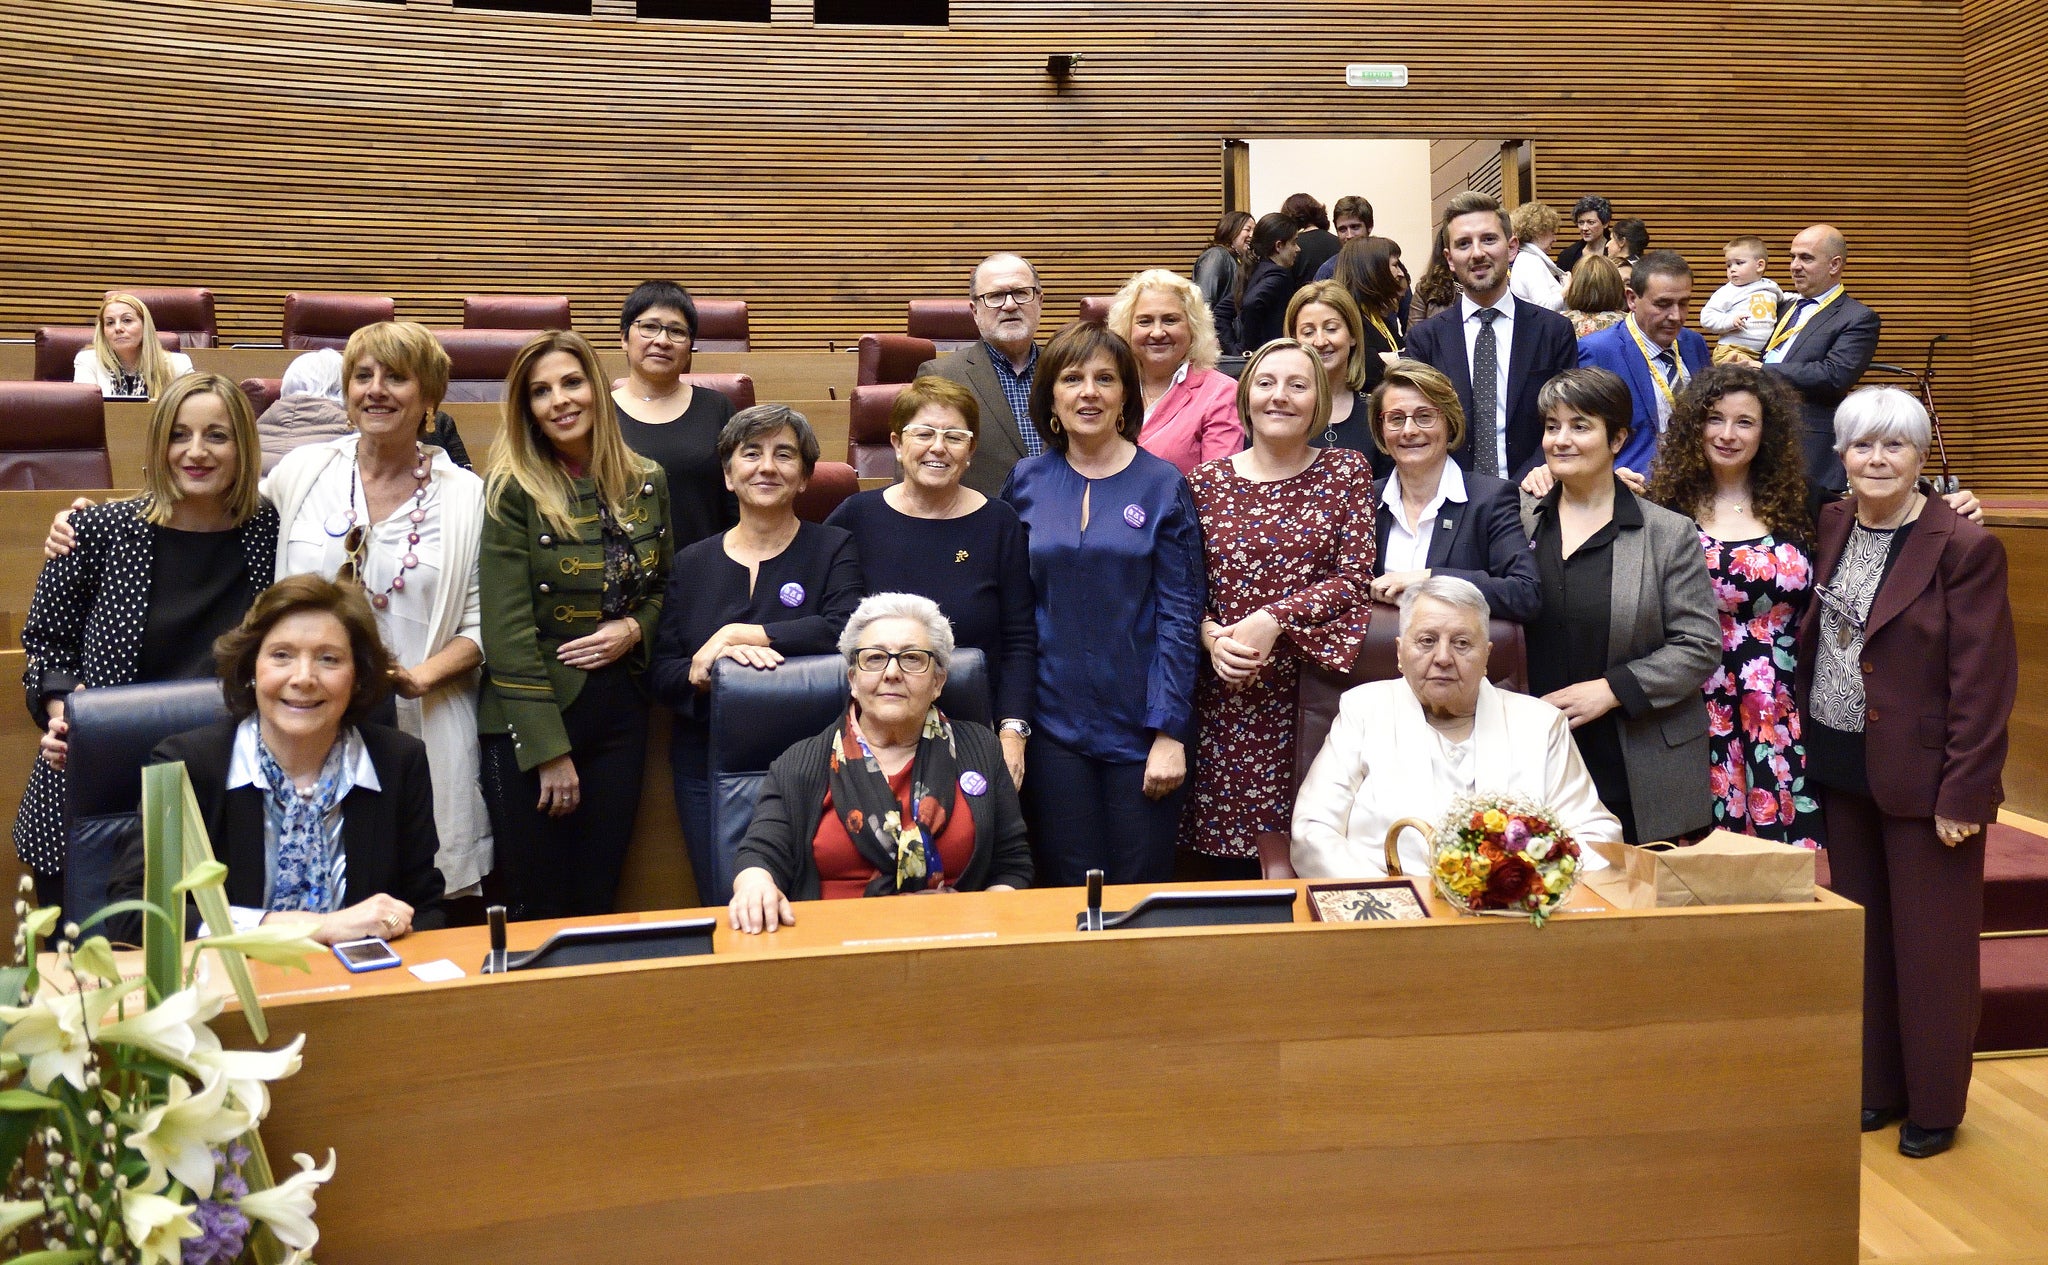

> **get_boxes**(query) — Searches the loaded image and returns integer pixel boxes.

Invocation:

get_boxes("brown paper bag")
[1584,830,1816,908]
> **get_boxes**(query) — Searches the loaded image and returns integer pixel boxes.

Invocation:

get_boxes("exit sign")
[1345,64,1409,87]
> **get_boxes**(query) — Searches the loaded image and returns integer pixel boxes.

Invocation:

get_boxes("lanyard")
[1764,288,1841,354]
[1625,318,1687,412]
[1365,311,1398,352]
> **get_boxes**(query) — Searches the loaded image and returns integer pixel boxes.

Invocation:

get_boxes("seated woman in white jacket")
[74,292,195,399]
[1291,575,1621,878]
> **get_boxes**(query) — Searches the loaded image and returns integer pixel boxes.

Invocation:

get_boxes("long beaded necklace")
[326,443,431,610]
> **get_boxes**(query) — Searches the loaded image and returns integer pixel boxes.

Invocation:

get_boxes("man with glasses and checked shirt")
[917,253,1046,495]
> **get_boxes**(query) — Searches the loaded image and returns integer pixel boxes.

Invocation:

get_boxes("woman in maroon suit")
[1796,387,2017,1160]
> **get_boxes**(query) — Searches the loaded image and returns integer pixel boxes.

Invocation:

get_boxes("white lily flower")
[191,923,322,970]
[124,1071,252,1199]
[97,987,225,1073]
[119,1189,202,1265]
[237,1150,336,1250]
[191,1033,304,1119]
[0,976,143,1091]
[0,1199,45,1240]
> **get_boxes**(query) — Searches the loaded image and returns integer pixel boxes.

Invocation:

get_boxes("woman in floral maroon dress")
[1182,338,1377,873]
[1645,364,1820,846]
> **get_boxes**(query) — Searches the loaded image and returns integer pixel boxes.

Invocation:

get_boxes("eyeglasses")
[900,425,975,447]
[852,648,937,675]
[972,287,1042,310]
[336,525,368,585]
[1382,408,1444,432]
[630,320,692,344]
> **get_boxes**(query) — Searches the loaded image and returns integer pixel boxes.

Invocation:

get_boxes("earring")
[1049,418,1064,435]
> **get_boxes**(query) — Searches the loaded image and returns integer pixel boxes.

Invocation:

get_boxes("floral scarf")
[257,737,349,914]
[826,704,960,896]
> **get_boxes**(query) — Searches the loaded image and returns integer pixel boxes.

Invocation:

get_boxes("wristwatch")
[999,719,1033,738]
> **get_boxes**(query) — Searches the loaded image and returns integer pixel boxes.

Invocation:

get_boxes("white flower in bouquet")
[119,1188,203,1265]
[0,975,143,1091]
[238,1149,337,1250]
[192,1031,305,1118]
[125,1070,253,1198]
[97,985,226,1072]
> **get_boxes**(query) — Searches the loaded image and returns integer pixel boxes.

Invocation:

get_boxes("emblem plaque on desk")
[1306,879,1431,922]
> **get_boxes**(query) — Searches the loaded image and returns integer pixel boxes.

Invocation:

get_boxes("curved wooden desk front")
[221,880,1863,1264]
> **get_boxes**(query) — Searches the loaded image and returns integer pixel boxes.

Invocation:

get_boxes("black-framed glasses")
[972,287,1041,310]
[630,319,692,343]
[852,647,937,675]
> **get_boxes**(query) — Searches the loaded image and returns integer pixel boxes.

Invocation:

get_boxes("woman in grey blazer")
[1519,368,1719,844]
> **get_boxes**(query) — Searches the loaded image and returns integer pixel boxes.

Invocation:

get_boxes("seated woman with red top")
[727,593,1032,932]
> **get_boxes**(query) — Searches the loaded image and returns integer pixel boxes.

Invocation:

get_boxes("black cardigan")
[106,718,447,944]
[735,719,1033,900]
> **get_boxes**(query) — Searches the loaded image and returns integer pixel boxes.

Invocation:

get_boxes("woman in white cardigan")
[74,293,194,399]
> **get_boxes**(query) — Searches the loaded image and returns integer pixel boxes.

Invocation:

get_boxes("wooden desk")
[219,882,1863,1263]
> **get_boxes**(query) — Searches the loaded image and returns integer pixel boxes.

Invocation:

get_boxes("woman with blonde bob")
[479,331,672,920]
[15,373,278,900]
[74,292,194,399]
[1104,268,1244,474]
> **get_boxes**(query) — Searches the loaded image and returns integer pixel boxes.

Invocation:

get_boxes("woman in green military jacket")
[479,331,673,920]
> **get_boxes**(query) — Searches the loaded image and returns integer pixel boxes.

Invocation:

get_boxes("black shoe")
[1899,1122,1957,1158]
[1862,1106,1904,1132]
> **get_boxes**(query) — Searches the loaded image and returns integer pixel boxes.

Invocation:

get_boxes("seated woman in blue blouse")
[826,376,1035,790]
[646,405,862,905]
[1001,322,1205,886]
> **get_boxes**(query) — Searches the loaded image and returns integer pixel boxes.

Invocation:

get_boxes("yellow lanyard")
[1365,311,1399,351]
[1625,317,1686,412]
[1764,288,1841,354]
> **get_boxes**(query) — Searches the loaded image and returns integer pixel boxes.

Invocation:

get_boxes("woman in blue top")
[1002,323,1205,886]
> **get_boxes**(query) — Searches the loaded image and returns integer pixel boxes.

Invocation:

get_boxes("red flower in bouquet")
[1483,853,1539,906]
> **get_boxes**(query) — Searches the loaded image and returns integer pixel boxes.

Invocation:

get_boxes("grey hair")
[969,252,1039,296]
[280,348,343,401]
[1833,386,1931,455]
[838,592,956,671]
[1397,575,1492,633]
[716,404,820,476]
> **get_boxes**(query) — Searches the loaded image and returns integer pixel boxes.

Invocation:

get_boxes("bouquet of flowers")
[1428,792,1583,926]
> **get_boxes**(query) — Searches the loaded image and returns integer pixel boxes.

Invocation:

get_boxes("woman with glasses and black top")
[610,280,737,550]
[479,331,672,921]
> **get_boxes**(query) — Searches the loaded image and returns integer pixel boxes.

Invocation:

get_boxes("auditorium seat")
[692,300,750,353]
[1076,296,1112,325]
[434,328,535,403]
[847,384,906,478]
[686,373,755,412]
[62,679,229,936]
[282,292,395,350]
[239,377,283,416]
[856,333,936,386]
[110,287,217,348]
[34,327,179,382]
[463,294,570,330]
[906,299,978,351]
[794,461,858,522]
[705,650,990,906]
[0,383,113,489]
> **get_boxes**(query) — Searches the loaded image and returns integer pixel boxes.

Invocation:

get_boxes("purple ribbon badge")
[1122,503,1147,529]
[961,771,990,797]
[778,581,806,607]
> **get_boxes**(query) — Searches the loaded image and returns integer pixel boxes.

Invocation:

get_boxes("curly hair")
[1645,363,1813,544]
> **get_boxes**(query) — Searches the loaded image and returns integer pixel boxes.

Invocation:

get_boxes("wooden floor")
[1861,1055,2048,1262]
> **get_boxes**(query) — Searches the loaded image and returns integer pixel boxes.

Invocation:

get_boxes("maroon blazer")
[1795,495,2016,823]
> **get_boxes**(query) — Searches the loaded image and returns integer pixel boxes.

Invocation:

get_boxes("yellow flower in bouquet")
[1482,809,1509,834]
[1434,850,1488,899]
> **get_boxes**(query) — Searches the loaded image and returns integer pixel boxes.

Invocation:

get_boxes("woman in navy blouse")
[1002,323,1205,886]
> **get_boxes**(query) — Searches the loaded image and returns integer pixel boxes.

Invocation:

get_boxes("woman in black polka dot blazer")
[15,374,279,901]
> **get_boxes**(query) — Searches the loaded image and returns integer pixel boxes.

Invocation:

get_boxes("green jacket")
[477,467,673,771]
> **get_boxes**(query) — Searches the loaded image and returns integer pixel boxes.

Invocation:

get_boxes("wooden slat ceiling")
[9,0,2039,487]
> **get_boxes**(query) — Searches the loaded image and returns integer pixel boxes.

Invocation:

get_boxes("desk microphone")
[486,905,508,975]
[1084,870,1105,932]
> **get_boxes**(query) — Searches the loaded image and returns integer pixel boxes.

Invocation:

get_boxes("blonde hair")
[1367,359,1468,456]
[1103,269,1221,373]
[485,330,656,540]
[1510,201,1561,244]
[139,373,264,527]
[342,321,451,430]
[1283,282,1369,392]
[93,293,180,399]
[1235,338,1333,439]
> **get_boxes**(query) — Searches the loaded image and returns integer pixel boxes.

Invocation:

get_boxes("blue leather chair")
[704,649,990,907]
[62,679,228,935]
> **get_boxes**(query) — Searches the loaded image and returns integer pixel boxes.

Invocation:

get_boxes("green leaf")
[18,907,59,943]
[0,967,28,1008]
[68,936,122,986]
[0,1109,39,1180]
[4,1251,97,1264]
[0,1090,59,1112]
[170,860,228,896]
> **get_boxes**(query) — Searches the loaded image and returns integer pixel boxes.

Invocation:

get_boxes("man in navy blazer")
[1576,250,1711,475]
[1403,192,1577,481]
[1763,224,1880,491]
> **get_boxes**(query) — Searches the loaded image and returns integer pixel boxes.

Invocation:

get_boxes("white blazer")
[1292,678,1620,880]
[73,347,195,397]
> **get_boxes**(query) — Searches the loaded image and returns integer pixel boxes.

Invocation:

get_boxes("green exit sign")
[1345,64,1409,87]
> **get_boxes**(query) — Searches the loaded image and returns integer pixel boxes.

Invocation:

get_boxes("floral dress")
[1181,448,1377,857]
[1700,531,1821,848]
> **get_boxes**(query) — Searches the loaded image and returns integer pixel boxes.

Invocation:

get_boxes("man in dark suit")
[1402,192,1578,481]
[915,253,1044,495]
[1764,224,1880,491]
[1283,193,1341,289]
[1576,250,1711,475]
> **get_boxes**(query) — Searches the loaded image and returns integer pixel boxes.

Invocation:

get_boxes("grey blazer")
[1521,489,1719,843]
[916,342,1033,497]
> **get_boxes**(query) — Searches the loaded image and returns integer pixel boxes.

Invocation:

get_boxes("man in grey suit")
[916,253,1045,496]
[1764,224,1881,491]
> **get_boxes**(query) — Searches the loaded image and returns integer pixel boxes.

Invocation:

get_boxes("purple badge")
[778,581,805,607]
[961,771,989,797]
[1122,503,1147,529]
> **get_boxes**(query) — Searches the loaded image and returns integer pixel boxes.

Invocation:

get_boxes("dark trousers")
[1801,425,1847,493]
[668,724,718,908]
[1821,787,1984,1130]
[481,665,647,922]
[1023,734,1187,887]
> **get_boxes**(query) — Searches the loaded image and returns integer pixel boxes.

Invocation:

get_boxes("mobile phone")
[332,937,403,973]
